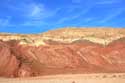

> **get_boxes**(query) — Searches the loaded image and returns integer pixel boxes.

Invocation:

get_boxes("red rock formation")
[0,28,125,78]
[0,41,19,77]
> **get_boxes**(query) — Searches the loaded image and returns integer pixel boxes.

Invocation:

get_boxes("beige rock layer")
[0,28,125,45]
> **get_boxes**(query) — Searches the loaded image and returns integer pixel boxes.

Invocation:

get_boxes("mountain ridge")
[0,28,125,45]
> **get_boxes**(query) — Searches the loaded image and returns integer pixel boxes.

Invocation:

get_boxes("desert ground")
[1,73,125,83]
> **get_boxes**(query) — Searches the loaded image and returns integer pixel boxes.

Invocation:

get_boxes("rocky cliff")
[0,28,125,78]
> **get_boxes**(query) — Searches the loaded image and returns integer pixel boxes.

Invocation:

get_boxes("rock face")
[0,28,125,78]
[0,41,19,77]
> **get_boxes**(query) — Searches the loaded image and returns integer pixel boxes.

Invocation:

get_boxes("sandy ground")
[1,73,125,83]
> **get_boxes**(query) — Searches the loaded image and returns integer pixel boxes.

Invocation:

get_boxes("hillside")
[0,27,125,78]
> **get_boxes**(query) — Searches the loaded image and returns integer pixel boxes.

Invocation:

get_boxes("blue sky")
[0,0,125,33]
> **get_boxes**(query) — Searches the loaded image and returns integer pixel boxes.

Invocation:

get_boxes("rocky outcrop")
[0,41,19,77]
[0,28,125,78]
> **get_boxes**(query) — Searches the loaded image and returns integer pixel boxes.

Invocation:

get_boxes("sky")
[0,0,125,33]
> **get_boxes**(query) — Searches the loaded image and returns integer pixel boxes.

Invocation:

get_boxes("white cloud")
[7,2,61,27]
[56,7,92,24]
[27,3,61,19]
[8,2,46,19]
[30,4,44,17]
[27,3,46,20]
[23,3,61,26]
[99,8,124,23]
[23,6,61,26]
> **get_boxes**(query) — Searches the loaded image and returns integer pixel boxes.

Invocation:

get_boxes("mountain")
[0,27,125,78]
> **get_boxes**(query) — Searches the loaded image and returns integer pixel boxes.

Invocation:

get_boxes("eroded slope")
[0,28,125,78]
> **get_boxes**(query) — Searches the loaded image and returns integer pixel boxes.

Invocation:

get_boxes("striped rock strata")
[0,28,125,78]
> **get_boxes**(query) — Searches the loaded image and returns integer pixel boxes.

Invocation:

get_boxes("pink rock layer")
[0,38,125,78]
